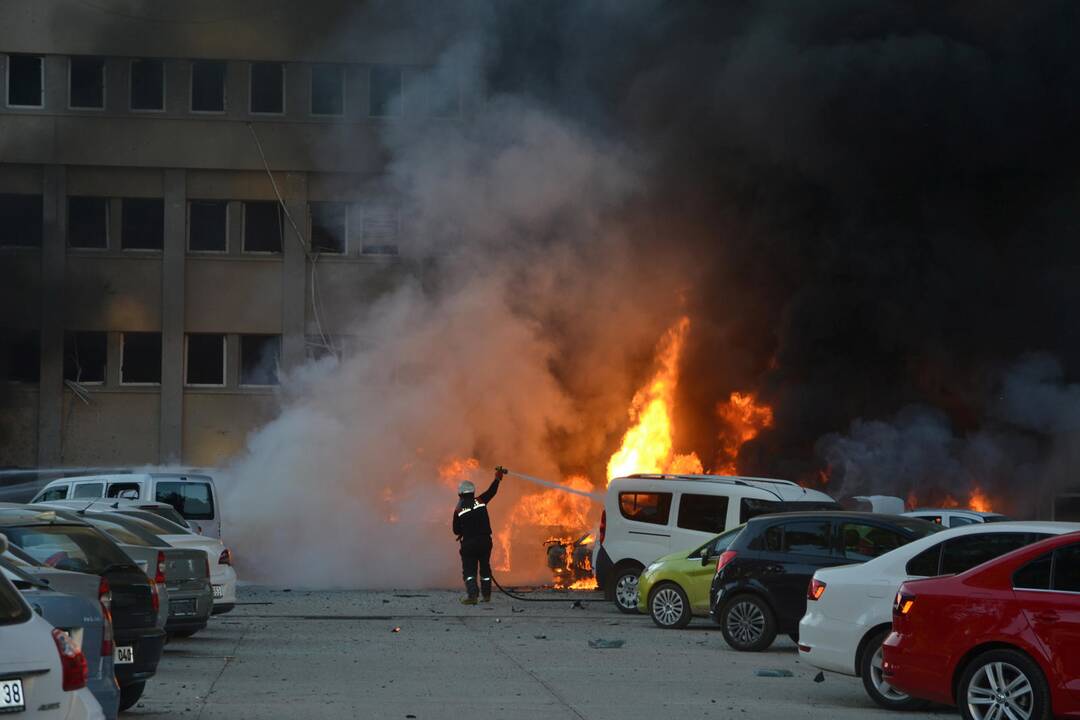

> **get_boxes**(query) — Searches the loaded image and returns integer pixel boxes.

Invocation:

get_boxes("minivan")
[31,472,222,538]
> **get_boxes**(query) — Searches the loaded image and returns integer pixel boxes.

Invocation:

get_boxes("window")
[2,524,131,574]
[310,201,346,254]
[354,202,400,254]
[188,200,228,252]
[840,522,906,561]
[155,481,215,520]
[186,333,225,386]
[105,482,140,498]
[69,57,105,109]
[909,514,943,525]
[240,334,280,385]
[130,58,164,111]
[67,196,109,249]
[1053,544,1080,592]
[779,521,832,556]
[677,494,729,534]
[950,515,978,527]
[63,331,106,383]
[311,63,344,116]
[940,533,1035,575]
[7,54,43,107]
[618,492,672,525]
[1014,553,1052,591]
[370,65,403,117]
[906,545,942,576]
[121,198,164,250]
[0,329,39,382]
[37,486,69,502]
[71,482,104,499]
[191,60,225,112]
[243,201,282,253]
[739,498,781,523]
[120,331,161,384]
[250,62,284,114]
[0,194,43,247]
[691,525,744,560]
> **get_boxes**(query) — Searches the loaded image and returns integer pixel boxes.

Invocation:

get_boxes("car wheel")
[648,582,692,629]
[720,594,776,651]
[119,681,146,712]
[958,648,1051,720]
[612,566,642,614]
[860,629,927,710]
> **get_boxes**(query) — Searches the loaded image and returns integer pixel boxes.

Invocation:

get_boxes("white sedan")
[798,520,1080,710]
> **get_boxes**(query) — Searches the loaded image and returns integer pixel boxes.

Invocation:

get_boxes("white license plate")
[212,585,224,599]
[114,646,134,665]
[0,679,23,711]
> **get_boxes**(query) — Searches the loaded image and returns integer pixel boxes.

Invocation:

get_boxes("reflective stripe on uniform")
[457,501,487,517]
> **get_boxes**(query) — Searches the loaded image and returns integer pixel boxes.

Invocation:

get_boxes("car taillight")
[98,578,113,655]
[598,511,606,545]
[218,548,232,566]
[893,591,915,616]
[150,580,160,613]
[808,578,827,601]
[52,628,88,691]
[715,550,738,573]
[155,550,167,584]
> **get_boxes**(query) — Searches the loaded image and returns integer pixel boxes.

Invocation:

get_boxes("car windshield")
[138,505,190,529]
[2,523,133,574]
[0,574,30,626]
[84,514,162,547]
[117,510,191,536]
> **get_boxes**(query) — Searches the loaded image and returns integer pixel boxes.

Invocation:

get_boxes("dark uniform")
[453,469,503,601]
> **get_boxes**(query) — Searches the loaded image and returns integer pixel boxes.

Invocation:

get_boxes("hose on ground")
[490,574,608,603]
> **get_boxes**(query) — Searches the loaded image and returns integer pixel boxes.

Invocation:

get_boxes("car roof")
[41,473,153,486]
[39,498,174,510]
[905,508,1006,517]
[610,474,835,502]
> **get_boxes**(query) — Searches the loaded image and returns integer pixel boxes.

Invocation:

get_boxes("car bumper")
[636,571,658,613]
[881,631,953,705]
[164,587,213,633]
[113,627,166,687]
[797,608,862,675]
[71,686,107,720]
[85,675,119,720]
[594,546,614,596]
[211,565,238,609]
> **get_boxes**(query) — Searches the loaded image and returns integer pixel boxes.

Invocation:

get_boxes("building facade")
[0,1,452,469]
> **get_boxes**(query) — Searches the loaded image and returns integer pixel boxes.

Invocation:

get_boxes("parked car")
[799,521,1079,710]
[0,508,166,711]
[0,534,99,719]
[903,508,1009,527]
[595,474,839,612]
[709,512,940,651]
[42,498,192,532]
[31,472,222,538]
[883,531,1080,720]
[637,525,744,628]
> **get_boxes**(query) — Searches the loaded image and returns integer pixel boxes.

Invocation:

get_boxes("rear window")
[1053,543,1080,592]
[85,515,160,547]
[1014,552,1052,590]
[940,533,1038,575]
[0,574,30,626]
[619,492,672,525]
[839,522,907,561]
[117,510,189,535]
[155,481,215,520]
[2,524,132,574]
[677,493,729,533]
[139,505,189,528]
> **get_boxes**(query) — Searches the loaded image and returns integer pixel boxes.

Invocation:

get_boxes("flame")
[715,391,774,474]
[439,456,479,489]
[568,577,599,590]
[906,484,994,513]
[969,485,993,513]
[606,317,703,482]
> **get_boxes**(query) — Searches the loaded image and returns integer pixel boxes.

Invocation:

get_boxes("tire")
[860,628,928,711]
[119,681,146,712]
[648,582,692,629]
[612,566,642,614]
[957,648,1051,720]
[719,594,777,652]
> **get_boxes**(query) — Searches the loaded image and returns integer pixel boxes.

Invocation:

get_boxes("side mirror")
[701,554,714,567]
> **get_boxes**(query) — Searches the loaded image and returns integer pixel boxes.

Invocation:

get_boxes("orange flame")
[438,456,479,490]
[968,485,993,513]
[715,391,774,474]
[906,484,994,513]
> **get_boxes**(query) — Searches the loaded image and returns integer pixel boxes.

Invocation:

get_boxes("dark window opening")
[7,54,43,107]
[1014,552,1052,591]
[121,198,164,249]
[186,333,225,385]
[940,533,1033,575]
[155,481,215,520]
[739,498,781,523]
[310,201,346,253]
[617,492,672,526]
[188,200,227,251]
[240,334,280,385]
[779,521,832,556]
[0,194,43,247]
[0,329,40,383]
[677,493,729,534]
[311,64,344,115]
[369,65,403,117]
[63,331,106,383]
[1053,544,1080,592]
[243,201,282,252]
[840,522,905,561]
[67,196,109,249]
[906,545,943,576]
[105,482,140,499]
[130,58,164,110]
[250,62,283,114]
[191,60,225,112]
[121,332,161,384]
[69,57,105,109]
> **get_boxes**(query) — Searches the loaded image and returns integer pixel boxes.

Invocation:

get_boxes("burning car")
[544,533,596,589]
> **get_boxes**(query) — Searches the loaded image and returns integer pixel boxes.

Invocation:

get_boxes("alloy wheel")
[967,661,1034,720]
[725,599,765,645]
[615,574,639,610]
[651,587,684,626]
[870,646,910,702]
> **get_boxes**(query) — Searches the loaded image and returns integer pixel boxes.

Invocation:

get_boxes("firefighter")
[453,466,505,604]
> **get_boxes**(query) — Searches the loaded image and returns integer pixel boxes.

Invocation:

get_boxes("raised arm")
[477,467,506,504]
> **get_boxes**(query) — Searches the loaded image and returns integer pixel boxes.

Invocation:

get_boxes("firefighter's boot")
[480,576,492,602]
[460,596,478,605]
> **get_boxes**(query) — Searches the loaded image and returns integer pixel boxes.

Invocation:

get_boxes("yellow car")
[636,525,744,628]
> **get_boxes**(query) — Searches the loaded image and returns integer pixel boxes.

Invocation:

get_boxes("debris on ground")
[394,594,429,598]
[588,638,624,649]
[391,626,402,633]
[533,635,547,640]
[511,606,525,613]
[753,668,793,678]
[571,600,585,609]
[813,672,825,683]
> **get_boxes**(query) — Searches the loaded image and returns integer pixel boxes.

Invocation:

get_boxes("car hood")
[646,549,694,571]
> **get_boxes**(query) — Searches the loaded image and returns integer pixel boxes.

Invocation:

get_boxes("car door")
[1015,542,1080,702]
[760,519,836,625]
[684,527,743,613]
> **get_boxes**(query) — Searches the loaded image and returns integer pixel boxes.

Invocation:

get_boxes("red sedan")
[882,530,1080,720]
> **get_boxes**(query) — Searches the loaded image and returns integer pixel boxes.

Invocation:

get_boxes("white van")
[31,472,222,539]
[595,474,838,612]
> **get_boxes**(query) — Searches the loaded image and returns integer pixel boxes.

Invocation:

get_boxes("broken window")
[240,334,280,386]
[310,201,346,254]
[355,202,400,255]
[67,197,109,249]
[188,200,227,252]
[369,65,403,117]
[121,198,164,250]
[311,64,344,116]
[130,58,164,111]
[185,333,225,386]
[69,57,105,109]
[191,60,226,112]
[0,329,39,383]
[120,332,161,384]
[7,54,43,107]
[63,331,106,383]
[0,194,43,247]
[243,201,282,253]
[250,62,283,114]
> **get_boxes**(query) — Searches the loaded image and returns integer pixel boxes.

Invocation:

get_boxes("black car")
[0,508,166,711]
[709,511,940,651]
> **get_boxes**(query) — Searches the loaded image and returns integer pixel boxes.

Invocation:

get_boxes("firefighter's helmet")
[458,480,476,495]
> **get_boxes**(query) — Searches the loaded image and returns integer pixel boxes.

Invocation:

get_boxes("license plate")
[0,679,23,712]
[170,599,197,617]
[212,585,224,599]
[114,646,134,665]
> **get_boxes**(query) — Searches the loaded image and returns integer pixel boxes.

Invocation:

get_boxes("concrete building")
[0,1,453,468]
